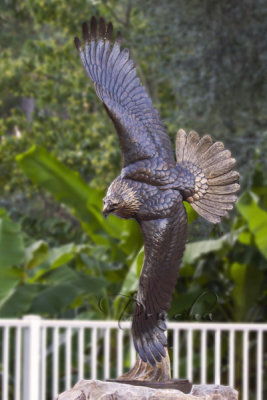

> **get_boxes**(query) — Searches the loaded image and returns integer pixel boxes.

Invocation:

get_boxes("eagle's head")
[103,178,141,219]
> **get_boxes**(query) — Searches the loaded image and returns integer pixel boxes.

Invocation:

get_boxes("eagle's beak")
[102,204,109,219]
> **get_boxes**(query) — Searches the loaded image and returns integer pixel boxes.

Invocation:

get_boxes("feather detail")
[74,16,174,166]
[131,201,187,366]
[176,129,240,223]
[175,129,187,163]
[106,22,113,40]
[99,17,106,39]
[74,37,81,51]
[82,22,90,42]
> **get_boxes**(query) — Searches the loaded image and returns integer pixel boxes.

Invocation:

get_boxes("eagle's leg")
[117,347,171,381]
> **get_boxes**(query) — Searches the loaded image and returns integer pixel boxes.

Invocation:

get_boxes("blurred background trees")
[0,0,266,324]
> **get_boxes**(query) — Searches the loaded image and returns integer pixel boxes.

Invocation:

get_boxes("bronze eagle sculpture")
[74,17,240,382]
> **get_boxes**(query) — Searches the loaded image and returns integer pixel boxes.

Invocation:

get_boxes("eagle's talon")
[118,349,171,381]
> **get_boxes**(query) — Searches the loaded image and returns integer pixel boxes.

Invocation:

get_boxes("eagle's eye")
[108,201,120,211]
[103,199,120,212]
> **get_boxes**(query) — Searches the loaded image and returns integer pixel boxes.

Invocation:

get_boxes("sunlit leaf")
[47,243,76,268]
[25,240,49,269]
[238,230,252,245]
[182,231,238,265]
[183,202,198,224]
[237,192,267,258]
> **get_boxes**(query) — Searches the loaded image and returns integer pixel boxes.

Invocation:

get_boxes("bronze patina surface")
[74,17,239,385]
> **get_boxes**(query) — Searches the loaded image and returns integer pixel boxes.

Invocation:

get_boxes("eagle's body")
[74,17,240,381]
[105,175,188,378]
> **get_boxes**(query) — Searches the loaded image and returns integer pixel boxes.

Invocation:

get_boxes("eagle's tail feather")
[176,129,240,224]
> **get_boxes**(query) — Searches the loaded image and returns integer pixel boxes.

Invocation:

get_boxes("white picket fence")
[0,316,266,400]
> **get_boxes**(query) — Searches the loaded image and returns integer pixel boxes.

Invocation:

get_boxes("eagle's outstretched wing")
[132,198,187,366]
[74,17,174,167]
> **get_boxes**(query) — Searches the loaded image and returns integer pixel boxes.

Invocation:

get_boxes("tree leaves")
[183,202,198,224]
[0,215,24,306]
[16,145,142,262]
[16,145,102,215]
[230,262,263,321]
[47,243,77,269]
[0,217,25,268]
[182,231,239,265]
[25,240,49,269]
[236,192,267,259]
[0,211,109,317]
[30,264,107,315]
[31,283,81,315]
[0,284,42,318]
[0,269,20,309]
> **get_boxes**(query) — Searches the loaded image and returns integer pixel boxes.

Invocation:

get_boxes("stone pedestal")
[57,380,238,400]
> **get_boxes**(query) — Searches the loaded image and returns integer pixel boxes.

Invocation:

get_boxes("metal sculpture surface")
[74,17,239,386]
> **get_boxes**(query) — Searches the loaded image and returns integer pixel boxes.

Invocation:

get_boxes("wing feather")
[132,201,187,365]
[75,17,174,166]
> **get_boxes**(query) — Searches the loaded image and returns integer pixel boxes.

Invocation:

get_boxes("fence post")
[23,315,41,400]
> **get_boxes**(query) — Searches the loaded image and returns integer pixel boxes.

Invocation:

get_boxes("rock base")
[107,378,192,393]
[57,380,238,400]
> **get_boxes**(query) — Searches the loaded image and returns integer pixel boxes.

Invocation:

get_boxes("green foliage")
[0,211,110,317]
[1,0,266,205]
[230,262,263,321]
[0,0,121,203]
[0,210,24,307]
[17,145,142,262]
[0,269,20,309]
[171,192,267,323]
[183,231,239,265]
[236,191,267,258]
[25,240,48,269]
[0,211,25,268]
